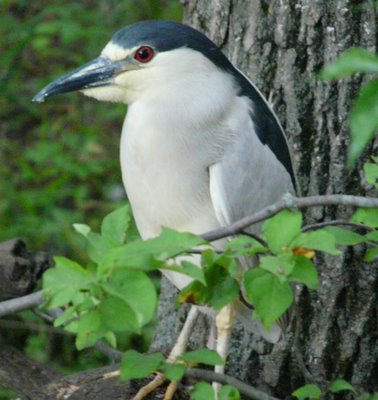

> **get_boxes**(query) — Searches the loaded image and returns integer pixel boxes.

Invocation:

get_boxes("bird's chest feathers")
[120,100,228,237]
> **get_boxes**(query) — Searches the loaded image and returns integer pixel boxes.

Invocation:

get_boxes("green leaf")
[329,379,356,394]
[324,226,366,246]
[364,246,378,262]
[53,307,76,327]
[244,268,293,330]
[260,253,294,281]
[100,228,206,272]
[179,265,239,310]
[180,261,206,285]
[101,269,157,325]
[292,384,322,400]
[104,331,117,348]
[101,205,131,245]
[226,235,268,256]
[180,349,224,366]
[320,48,378,79]
[348,79,378,167]
[289,256,319,290]
[86,232,115,264]
[365,231,378,242]
[364,162,378,188]
[190,382,215,400]
[293,230,341,255]
[43,257,92,307]
[161,362,186,381]
[358,395,378,400]
[120,351,164,380]
[352,208,378,228]
[263,210,302,253]
[73,223,91,237]
[76,309,102,350]
[98,296,140,333]
[219,386,241,400]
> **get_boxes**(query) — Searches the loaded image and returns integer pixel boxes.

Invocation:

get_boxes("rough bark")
[151,0,378,398]
[0,239,51,301]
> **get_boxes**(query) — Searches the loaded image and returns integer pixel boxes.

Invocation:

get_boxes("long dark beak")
[33,56,120,103]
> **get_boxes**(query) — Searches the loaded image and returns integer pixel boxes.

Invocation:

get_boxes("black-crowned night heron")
[34,20,295,398]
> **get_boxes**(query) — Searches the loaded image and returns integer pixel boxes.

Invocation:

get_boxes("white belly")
[120,102,222,240]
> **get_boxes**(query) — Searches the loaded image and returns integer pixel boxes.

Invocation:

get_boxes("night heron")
[33,20,295,398]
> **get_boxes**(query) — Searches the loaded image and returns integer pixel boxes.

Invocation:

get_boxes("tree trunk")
[152,0,378,398]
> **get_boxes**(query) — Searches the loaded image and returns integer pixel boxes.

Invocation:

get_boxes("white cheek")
[81,86,127,103]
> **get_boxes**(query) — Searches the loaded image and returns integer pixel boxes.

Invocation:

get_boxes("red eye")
[134,46,154,63]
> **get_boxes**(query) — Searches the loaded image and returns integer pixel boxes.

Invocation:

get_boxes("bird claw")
[131,373,165,400]
[131,372,181,400]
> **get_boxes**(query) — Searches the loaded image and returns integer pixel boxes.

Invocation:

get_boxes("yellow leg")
[132,306,199,400]
[213,303,236,397]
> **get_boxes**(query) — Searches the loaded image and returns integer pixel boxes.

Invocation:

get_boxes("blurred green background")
[0,1,183,398]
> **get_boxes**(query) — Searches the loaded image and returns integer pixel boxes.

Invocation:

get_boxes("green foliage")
[40,198,378,390]
[364,159,378,188]
[359,395,378,400]
[0,0,183,255]
[320,48,378,78]
[120,350,165,380]
[120,348,224,383]
[43,206,211,350]
[292,384,322,400]
[243,210,328,329]
[219,386,241,400]
[320,48,378,167]
[323,226,365,246]
[161,363,186,382]
[178,251,239,310]
[349,79,378,167]
[293,379,358,399]
[329,379,356,394]
[190,382,215,400]
[352,208,378,228]
[244,267,293,329]
[262,210,302,253]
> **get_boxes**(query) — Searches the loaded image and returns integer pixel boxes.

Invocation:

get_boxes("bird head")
[33,20,234,105]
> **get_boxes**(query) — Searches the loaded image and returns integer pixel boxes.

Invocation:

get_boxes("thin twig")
[33,306,124,362]
[93,341,123,362]
[240,230,268,247]
[302,219,375,232]
[1,195,377,318]
[202,194,378,242]
[185,368,281,400]
[0,318,70,336]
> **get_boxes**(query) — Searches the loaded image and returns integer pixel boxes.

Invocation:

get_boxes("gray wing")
[209,82,295,233]
[209,86,295,344]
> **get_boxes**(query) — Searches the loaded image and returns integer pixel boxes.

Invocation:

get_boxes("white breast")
[119,62,236,240]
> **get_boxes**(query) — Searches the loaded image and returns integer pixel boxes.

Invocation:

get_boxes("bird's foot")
[131,367,182,400]
[132,306,200,400]
[132,373,165,400]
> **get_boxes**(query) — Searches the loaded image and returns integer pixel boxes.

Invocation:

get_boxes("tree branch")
[0,290,44,317]
[1,194,377,318]
[185,368,281,400]
[202,194,378,242]
[301,219,375,232]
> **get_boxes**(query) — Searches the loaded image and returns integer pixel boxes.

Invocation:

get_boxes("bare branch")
[202,194,378,242]
[0,290,44,318]
[302,219,375,232]
[185,368,281,400]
